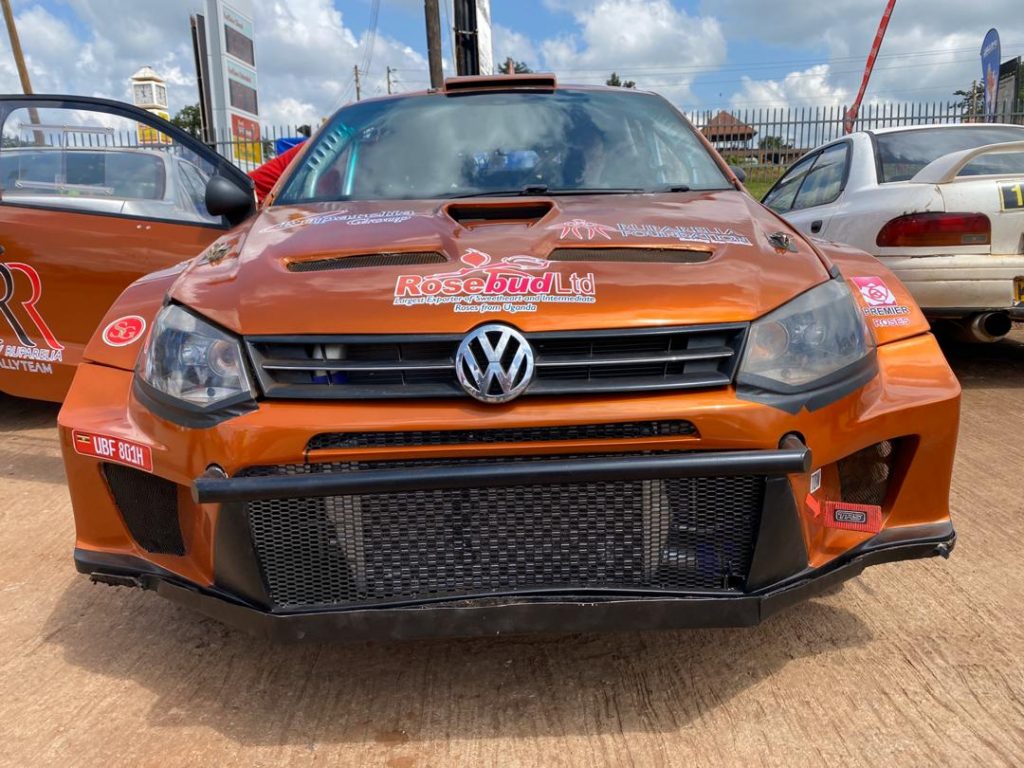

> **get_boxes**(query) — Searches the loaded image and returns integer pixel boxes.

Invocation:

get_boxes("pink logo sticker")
[851,276,897,307]
[102,315,147,347]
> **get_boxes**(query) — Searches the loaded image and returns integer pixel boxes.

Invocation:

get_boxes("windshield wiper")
[444,186,647,199]
[446,185,551,199]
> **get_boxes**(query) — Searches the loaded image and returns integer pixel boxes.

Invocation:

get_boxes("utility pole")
[506,57,514,75]
[386,65,392,95]
[353,65,361,101]
[1,0,34,95]
[424,0,443,89]
[1,0,42,138]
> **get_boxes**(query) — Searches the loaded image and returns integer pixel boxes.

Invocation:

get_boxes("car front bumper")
[876,253,1024,317]
[76,521,954,642]
[59,332,961,640]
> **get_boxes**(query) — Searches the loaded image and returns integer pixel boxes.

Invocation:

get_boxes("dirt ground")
[1,334,1023,768]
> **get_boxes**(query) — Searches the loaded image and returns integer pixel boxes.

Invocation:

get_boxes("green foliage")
[606,72,636,89]
[759,135,793,150]
[954,81,984,120]
[170,104,202,138]
[502,59,534,74]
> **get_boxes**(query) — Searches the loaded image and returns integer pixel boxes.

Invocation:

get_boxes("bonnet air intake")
[287,252,447,273]
[547,248,713,264]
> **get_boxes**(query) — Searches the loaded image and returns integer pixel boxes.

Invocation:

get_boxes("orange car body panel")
[0,205,222,401]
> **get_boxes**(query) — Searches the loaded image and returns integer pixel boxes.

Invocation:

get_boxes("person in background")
[247,125,311,204]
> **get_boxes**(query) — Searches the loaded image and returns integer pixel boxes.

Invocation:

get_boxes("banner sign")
[982,28,1001,121]
[844,0,897,134]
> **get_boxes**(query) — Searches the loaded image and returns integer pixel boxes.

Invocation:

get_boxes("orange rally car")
[53,76,958,641]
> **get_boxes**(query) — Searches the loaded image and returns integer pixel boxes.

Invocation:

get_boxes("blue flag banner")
[982,28,1001,121]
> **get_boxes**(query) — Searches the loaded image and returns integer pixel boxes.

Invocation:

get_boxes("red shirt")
[248,142,305,203]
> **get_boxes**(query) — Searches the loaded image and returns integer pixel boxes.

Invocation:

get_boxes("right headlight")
[738,279,874,393]
[137,304,255,415]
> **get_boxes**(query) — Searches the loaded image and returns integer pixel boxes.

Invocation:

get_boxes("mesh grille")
[287,252,447,273]
[837,440,896,507]
[102,464,184,555]
[548,248,712,264]
[242,455,765,610]
[307,420,698,450]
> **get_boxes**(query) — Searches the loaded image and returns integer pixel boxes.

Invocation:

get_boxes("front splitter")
[75,521,954,642]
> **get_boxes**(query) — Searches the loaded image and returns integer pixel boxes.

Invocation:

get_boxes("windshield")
[876,127,1024,182]
[277,89,731,203]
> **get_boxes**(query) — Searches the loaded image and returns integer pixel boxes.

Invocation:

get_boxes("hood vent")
[288,251,447,273]
[445,201,554,227]
[547,248,713,264]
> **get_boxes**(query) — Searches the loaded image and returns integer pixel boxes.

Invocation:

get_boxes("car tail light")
[876,213,991,248]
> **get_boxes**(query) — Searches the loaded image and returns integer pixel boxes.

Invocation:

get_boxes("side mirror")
[206,175,255,226]
[729,165,747,184]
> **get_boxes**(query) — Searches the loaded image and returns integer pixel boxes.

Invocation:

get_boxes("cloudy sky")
[0,0,1020,126]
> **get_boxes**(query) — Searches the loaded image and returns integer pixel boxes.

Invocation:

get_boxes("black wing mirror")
[206,175,256,226]
[729,165,747,184]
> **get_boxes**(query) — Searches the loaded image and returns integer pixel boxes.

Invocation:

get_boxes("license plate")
[1000,181,1024,211]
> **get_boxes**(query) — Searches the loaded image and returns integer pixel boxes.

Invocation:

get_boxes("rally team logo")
[394,249,596,314]
[0,262,63,375]
[102,316,147,347]
[551,219,616,241]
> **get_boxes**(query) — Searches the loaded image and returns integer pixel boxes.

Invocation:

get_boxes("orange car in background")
[54,77,958,640]
[0,95,253,402]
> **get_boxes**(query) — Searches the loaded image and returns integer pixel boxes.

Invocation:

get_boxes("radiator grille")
[242,456,765,610]
[247,324,747,400]
[102,464,184,556]
[307,420,698,450]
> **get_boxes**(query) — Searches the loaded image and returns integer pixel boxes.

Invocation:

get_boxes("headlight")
[739,279,874,392]
[137,304,254,410]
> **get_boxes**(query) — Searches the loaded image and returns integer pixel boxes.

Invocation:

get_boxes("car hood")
[171,191,831,335]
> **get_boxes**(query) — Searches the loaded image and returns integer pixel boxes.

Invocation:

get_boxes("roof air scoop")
[443,73,557,94]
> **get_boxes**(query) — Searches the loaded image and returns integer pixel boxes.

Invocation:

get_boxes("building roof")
[702,111,757,141]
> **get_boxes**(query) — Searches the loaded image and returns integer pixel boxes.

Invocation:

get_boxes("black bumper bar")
[74,521,955,642]
[192,447,813,504]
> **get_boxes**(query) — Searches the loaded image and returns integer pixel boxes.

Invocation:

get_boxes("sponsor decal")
[0,262,63,375]
[551,219,615,241]
[102,316,147,347]
[809,469,822,495]
[850,275,911,328]
[822,500,882,534]
[616,223,752,246]
[72,430,153,472]
[851,275,898,306]
[394,248,596,314]
[261,209,419,233]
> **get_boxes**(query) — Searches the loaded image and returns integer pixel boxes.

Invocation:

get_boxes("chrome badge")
[455,324,535,403]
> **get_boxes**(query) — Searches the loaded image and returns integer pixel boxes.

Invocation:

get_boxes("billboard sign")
[201,0,261,165]
[982,28,1001,122]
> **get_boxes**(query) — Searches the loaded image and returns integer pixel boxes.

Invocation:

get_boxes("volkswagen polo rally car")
[58,75,959,640]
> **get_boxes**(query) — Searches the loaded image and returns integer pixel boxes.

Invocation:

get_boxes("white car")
[764,124,1024,340]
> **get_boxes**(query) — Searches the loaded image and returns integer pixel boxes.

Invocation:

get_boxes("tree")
[759,135,793,150]
[954,81,984,121]
[502,58,533,74]
[170,104,202,138]
[606,72,636,89]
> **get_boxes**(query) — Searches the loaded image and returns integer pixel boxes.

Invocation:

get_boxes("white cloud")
[536,0,727,104]
[0,0,429,126]
[731,64,849,109]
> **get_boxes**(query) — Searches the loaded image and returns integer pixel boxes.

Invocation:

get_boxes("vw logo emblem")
[455,324,535,403]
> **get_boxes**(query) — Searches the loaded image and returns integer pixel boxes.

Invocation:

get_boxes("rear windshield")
[277,89,731,202]
[0,149,166,199]
[876,127,1024,182]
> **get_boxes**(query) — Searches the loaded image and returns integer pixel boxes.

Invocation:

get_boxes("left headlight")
[738,279,874,393]
[137,304,255,410]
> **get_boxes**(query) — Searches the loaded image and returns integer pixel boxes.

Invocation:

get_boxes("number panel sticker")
[1000,181,1024,211]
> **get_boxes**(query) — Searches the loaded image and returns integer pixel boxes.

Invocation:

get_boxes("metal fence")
[208,102,1024,185]
[684,101,1024,189]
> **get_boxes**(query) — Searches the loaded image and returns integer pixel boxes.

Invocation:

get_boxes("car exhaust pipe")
[957,312,1013,343]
